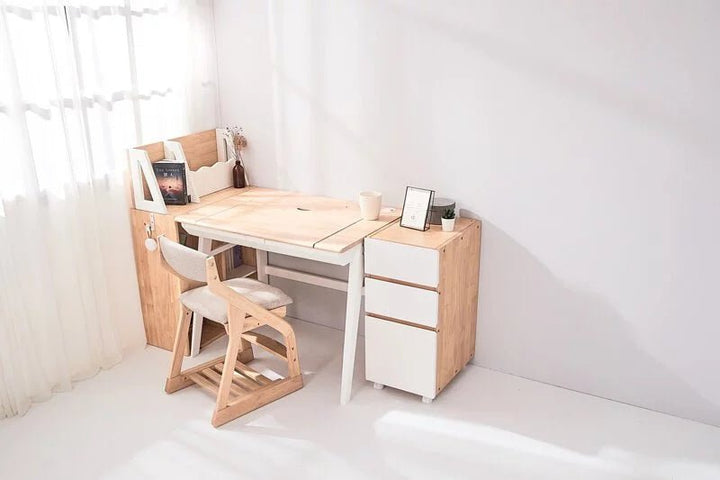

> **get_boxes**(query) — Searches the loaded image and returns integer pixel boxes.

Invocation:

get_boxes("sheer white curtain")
[0,0,218,418]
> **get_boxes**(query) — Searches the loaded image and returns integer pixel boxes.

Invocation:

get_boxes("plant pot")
[441,217,455,232]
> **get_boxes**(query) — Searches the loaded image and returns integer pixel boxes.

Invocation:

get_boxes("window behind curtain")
[0,0,218,201]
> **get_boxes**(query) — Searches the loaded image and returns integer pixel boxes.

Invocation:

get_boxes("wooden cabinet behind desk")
[129,199,255,353]
[129,209,188,351]
[128,130,257,353]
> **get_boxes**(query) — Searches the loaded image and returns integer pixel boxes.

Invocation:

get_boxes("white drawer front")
[364,238,439,287]
[365,278,439,328]
[365,316,437,398]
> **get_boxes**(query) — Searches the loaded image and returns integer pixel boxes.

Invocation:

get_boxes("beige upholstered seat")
[180,278,292,324]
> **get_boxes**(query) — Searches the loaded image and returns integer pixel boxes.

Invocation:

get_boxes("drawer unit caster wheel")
[422,396,433,404]
[373,383,385,390]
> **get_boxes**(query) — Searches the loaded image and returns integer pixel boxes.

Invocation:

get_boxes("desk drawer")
[365,277,439,328]
[365,316,437,398]
[364,238,439,287]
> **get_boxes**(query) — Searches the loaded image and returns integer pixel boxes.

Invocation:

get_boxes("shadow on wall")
[473,216,719,427]
[265,0,422,198]
[259,0,719,427]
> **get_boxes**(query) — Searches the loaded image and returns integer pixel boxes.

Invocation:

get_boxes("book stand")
[129,128,238,214]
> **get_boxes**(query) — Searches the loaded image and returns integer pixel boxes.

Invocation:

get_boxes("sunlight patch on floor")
[374,410,720,480]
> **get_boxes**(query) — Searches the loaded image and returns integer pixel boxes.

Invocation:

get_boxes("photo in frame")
[400,186,435,231]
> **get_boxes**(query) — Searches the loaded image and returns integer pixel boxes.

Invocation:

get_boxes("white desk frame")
[182,223,364,405]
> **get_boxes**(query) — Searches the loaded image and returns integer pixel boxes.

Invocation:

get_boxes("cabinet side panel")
[130,210,183,351]
[436,221,482,393]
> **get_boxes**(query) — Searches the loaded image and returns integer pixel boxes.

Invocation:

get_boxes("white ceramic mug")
[359,191,382,220]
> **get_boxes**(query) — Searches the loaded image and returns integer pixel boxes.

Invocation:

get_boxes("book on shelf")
[152,160,188,205]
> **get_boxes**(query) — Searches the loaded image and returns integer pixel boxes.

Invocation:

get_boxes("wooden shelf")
[129,131,261,355]
[227,264,257,279]
[198,321,226,350]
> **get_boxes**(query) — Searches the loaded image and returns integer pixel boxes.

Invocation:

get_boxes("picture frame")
[400,186,435,231]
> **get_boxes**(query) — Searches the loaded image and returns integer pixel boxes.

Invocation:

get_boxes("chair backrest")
[158,236,208,283]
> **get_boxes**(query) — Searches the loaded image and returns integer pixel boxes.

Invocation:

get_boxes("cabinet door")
[364,238,439,287]
[365,277,439,328]
[365,316,437,398]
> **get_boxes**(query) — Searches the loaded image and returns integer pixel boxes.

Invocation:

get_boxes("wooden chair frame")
[162,254,303,427]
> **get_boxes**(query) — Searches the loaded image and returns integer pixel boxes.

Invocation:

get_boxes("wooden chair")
[158,236,303,427]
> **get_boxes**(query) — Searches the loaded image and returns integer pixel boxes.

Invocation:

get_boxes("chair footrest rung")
[241,332,288,360]
[212,364,262,392]
[185,360,276,401]
[188,372,220,397]
[235,361,274,386]
[212,375,304,427]
[203,367,246,398]
[180,355,226,378]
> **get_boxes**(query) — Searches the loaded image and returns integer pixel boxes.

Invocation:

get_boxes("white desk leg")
[340,245,363,405]
[190,237,214,357]
[256,249,268,283]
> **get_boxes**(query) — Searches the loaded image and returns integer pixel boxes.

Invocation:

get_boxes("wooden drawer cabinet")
[364,218,481,402]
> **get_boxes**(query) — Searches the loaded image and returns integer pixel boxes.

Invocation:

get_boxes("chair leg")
[224,322,253,363]
[165,306,192,393]
[214,307,244,420]
[284,329,301,378]
[189,312,204,357]
[271,312,301,378]
[237,337,254,363]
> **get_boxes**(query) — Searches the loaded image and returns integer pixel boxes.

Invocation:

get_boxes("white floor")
[1,319,719,480]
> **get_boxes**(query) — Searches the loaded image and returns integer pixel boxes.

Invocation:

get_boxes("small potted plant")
[441,208,456,232]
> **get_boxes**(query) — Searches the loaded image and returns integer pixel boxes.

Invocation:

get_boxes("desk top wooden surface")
[172,187,400,253]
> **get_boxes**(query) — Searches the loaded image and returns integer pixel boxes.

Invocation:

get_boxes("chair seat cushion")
[180,278,292,324]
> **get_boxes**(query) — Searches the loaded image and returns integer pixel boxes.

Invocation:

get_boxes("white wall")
[213,0,720,426]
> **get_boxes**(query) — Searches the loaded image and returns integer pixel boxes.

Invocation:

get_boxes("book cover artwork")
[152,161,188,205]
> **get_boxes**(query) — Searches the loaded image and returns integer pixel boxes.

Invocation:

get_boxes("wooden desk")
[176,187,397,252]
[175,187,399,404]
